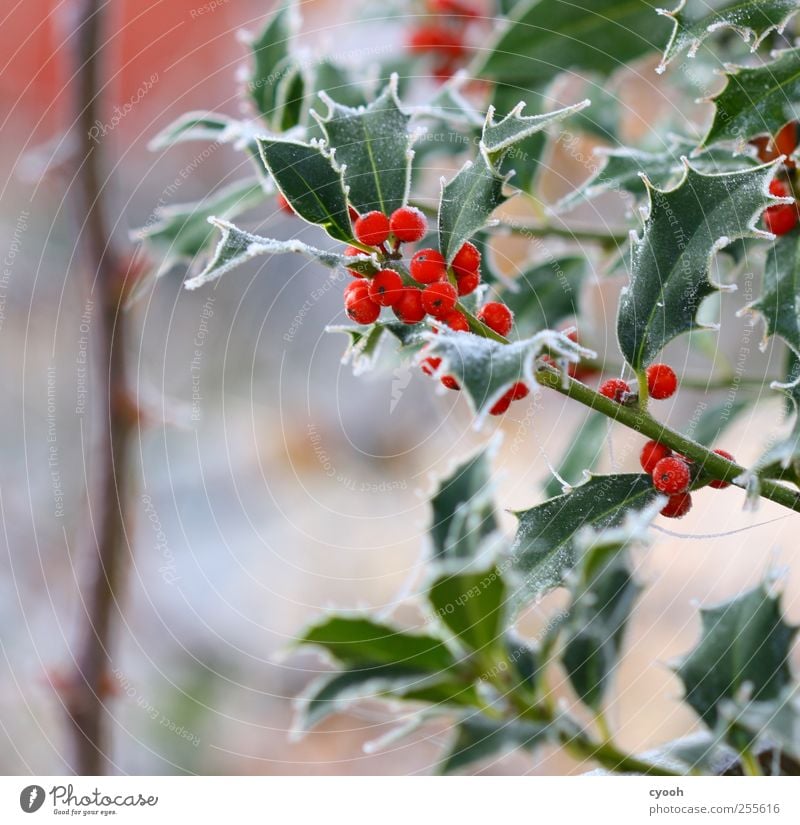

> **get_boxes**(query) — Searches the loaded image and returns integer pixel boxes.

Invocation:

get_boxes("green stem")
[498,221,629,246]
[740,748,764,777]
[536,367,800,514]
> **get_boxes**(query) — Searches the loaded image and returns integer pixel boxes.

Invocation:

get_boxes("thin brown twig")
[65,0,135,775]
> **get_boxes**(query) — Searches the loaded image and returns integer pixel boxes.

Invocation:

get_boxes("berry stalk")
[536,366,800,515]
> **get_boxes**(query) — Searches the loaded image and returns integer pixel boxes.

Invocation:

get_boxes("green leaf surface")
[676,585,796,728]
[258,138,353,242]
[245,0,296,125]
[439,715,551,774]
[473,0,668,89]
[133,179,267,281]
[184,219,371,290]
[429,448,499,562]
[722,687,800,762]
[704,47,800,148]
[428,566,507,658]
[299,616,457,672]
[326,321,423,376]
[511,474,658,597]
[617,161,777,371]
[274,61,308,132]
[750,229,800,360]
[543,411,607,498]
[555,140,757,213]
[503,256,588,339]
[657,0,800,72]
[314,78,412,215]
[423,328,584,424]
[561,527,643,709]
[438,100,589,263]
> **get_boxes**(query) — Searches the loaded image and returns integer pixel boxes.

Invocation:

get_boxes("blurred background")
[1,0,799,775]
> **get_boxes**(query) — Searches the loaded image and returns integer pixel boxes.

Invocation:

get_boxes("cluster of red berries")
[640,441,736,518]
[750,122,800,237]
[598,363,678,405]
[407,0,482,80]
[341,204,525,416]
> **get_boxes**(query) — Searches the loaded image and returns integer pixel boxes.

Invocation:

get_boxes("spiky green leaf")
[134,179,267,281]
[439,715,552,775]
[721,687,800,763]
[185,219,372,290]
[617,161,778,371]
[429,448,499,562]
[704,47,800,148]
[423,328,585,425]
[676,585,796,728]
[657,0,800,72]
[257,138,353,242]
[511,475,659,597]
[438,101,589,263]
[299,615,457,672]
[314,78,412,215]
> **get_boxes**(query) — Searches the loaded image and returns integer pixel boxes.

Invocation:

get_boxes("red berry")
[368,269,404,307]
[477,301,513,336]
[640,440,672,474]
[709,448,736,489]
[410,248,447,284]
[599,378,630,403]
[276,192,294,215]
[354,211,391,246]
[489,382,529,416]
[420,355,441,376]
[344,280,369,305]
[428,0,479,17]
[389,206,428,243]
[407,25,466,57]
[346,291,381,325]
[344,245,367,278]
[422,282,458,318]
[770,179,790,197]
[393,287,426,324]
[441,309,470,332]
[652,456,691,495]
[441,375,460,391]
[764,201,798,235]
[452,241,481,278]
[646,363,678,400]
[660,492,692,519]
[456,270,480,296]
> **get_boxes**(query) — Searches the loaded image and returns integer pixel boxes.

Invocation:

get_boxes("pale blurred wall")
[0,0,798,776]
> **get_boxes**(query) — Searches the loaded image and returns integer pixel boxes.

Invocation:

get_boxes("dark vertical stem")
[65,0,134,775]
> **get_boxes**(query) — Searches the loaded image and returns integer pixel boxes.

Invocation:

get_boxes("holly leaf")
[560,516,650,709]
[428,565,507,659]
[184,219,373,291]
[148,111,241,150]
[721,687,800,763]
[704,47,800,149]
[429,448,498,562]
[243,0,297,125]
[439,715,552,775]
[657,0,800,73]
[326,321,423,375]
[502,256,588,338]
[617,160,778,371]
[257,138,353,242]
[299,615,457,672]
[555,140,757,213]
[676,585,796,728]
[543,411,607,498]
[438,100,589,264]
[312,60,367,110]
[749,229,800,361]
[133,179,267,281]
[273,61,309,132]
[422,328,585,425]
[511,474,659,598]
[473,0,667,89]
[314,77,412,215]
